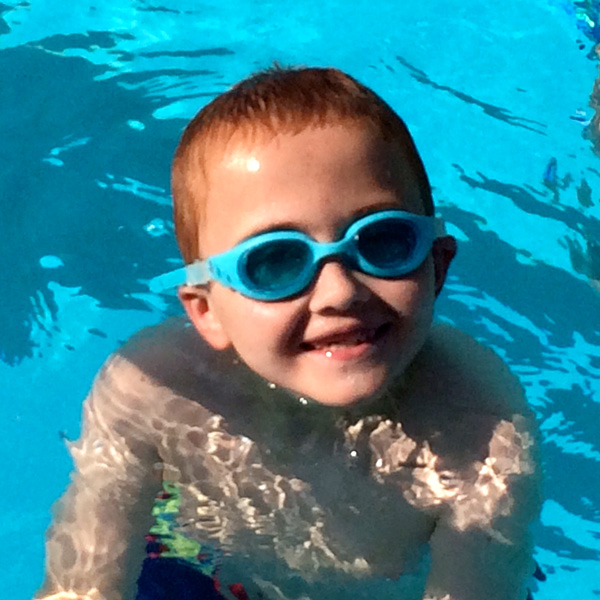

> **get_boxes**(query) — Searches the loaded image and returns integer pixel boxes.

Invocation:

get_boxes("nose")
[307,261,371,313]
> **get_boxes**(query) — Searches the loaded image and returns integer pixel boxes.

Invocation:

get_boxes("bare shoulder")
[96,316,256,429]
[399,322,542,504]
[84,316,219,431]
[405,326,543,599]
[90,317,187,404]
[116,316,204,379]
[407,322,531,419]
[100,315,234,398]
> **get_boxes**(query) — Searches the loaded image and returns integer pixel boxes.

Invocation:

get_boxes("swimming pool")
[1,0,599,598]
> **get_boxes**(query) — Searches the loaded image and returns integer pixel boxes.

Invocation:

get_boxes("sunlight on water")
[1,1,599,598]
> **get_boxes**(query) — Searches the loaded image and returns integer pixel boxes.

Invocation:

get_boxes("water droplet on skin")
[325,350,333,358]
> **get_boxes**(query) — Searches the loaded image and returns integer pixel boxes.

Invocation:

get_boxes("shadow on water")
[452,164,600,290]
[0,41,221,364]
[395,55,548,135]
[440,202,600,349]
[0,3,11,36]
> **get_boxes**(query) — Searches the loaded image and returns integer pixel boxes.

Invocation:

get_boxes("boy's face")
[180,122,454,407]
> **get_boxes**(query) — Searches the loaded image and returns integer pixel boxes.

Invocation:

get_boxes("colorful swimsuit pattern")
[142,481,257,600]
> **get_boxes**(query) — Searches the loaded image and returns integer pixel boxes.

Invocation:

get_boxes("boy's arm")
[424,409,542,600]
[35,355,163,600]
[414,326,543,600]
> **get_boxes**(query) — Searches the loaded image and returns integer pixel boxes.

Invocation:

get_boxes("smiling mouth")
[300,323,391,352]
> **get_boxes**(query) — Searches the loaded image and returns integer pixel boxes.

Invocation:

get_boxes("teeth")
[312,332,373,349]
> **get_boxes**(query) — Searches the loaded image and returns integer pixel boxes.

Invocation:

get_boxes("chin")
[295,379,388,408]
[309,395,364,408]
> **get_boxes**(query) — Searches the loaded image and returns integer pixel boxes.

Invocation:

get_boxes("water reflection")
[0,43,197,363]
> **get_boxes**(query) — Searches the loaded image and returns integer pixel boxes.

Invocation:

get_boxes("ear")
[432,235,457,297]
[178,286,232,350]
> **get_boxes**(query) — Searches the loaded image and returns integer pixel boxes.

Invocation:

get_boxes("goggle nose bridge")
[305,235,361,276]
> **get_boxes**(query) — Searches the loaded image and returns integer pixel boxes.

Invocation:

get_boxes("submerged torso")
[157,405,435,598]
[85,316,531,599]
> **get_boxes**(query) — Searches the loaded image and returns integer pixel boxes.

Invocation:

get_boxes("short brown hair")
[172,65,434,263]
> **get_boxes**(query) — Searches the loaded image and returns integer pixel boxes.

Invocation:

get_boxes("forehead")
[199,123,423,251]
[211,119,419,185]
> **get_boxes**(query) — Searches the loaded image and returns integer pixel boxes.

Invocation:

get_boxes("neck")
[235,357,405,434]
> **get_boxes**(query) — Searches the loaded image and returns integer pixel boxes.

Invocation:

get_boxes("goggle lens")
[244,239,311,290]
[356,219,417,270]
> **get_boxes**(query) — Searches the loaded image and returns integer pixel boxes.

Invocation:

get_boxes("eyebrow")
[239,200,406,241]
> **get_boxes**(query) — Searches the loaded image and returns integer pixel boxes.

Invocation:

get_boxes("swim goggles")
[149,210,440,301]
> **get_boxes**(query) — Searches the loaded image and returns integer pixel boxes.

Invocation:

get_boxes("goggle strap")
[148,260,210,292]
[185,260,212,286]
[148,267,187,293]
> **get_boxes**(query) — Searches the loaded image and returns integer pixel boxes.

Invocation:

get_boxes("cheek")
[376,260,436,317]
[212,288,303,353]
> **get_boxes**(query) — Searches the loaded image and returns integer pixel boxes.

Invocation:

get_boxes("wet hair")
[172,65,434,263]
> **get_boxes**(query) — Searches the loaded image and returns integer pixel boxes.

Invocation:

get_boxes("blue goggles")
[150,210,437,301]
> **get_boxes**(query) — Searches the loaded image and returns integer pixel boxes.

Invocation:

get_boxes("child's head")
[172,65,434,264]
[173,66,456,407]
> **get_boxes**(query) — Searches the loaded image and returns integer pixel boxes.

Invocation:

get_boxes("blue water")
[1,1,599,598]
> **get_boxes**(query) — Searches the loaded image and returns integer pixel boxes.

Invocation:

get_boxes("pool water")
[1,1,599,598]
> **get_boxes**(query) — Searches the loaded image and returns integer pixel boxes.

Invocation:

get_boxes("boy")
[36,66,542,600]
